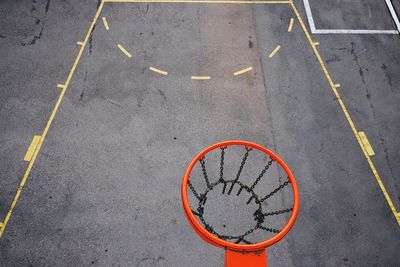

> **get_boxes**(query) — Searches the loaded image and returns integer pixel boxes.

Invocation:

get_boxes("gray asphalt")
[1,0,399,266]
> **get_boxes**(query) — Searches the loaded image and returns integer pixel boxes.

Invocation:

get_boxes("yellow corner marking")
[291,1,400,226]
[268,45,281,58]
[233,67,253,76]
[334,83,341,88]
[288,18,294,32]
[102,16,110,31]
[358,131,375,156]
[105,0,290,3]
[149,66,168,76]
[117,44,132,58]
[77,41,84,46]
[191,76,211,80]
[57,84,65,89]
[24,135,41,162]
[0,0,106,238]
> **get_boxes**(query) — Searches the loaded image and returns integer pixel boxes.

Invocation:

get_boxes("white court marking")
[303,0,400,34]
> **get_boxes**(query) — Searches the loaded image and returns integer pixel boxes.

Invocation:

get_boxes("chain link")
[228,147,252,195]
[199,157,212,189]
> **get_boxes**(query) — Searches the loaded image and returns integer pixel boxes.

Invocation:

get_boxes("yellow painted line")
[291,0,400,226]
[0,0,106,238]
[77,41,84,46]
[102,16,110,31]
[105,0,290,3]
[288,18,294,32]
[313,41,320,46]
[117,44,132,58]
[57,84,65,89]
[358,131,375,156]
[233,67,253,76]
[334,83,341,88]
[191,76,211,80]
[24,135,41,162]
[149,66,168,76]
[268,45,281,58]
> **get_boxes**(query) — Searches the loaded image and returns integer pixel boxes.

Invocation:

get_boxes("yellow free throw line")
[102,16,110,30]
[268,45,281,58]
[291,0,400,226]
[0,0,106,238]
[117,44,132,58]
[191,76,211,80]
[288,18,294,32]
[24,135,41,162]
[105,0,291,3]
[234,67,253,76]
[149,67,168,76]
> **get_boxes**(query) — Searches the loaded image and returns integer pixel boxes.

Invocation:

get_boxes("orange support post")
[225,249,267,267]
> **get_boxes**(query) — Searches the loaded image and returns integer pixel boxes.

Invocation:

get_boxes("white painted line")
[303,0,399,35]
[303,0,316,32]
[313,29,398,35]
[385,0,400,33]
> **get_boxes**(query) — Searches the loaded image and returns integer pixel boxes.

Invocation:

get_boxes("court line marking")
[268,45,281,58]
[302,0,399,34]
[191,76,211,80]
[77,41,84,46]
[385,0,400,33]
[149,66,168,76]
[0,0,106,238]
[102,16,110,31]
[23,135,41,162]
[117,44,132,58]
[105,0,290,3]
[288,18,294,32]
[57,84,65,89]
[233,67,253,76]
[291,0,400,225]
[334,83,341,88]
[358,131,375,157]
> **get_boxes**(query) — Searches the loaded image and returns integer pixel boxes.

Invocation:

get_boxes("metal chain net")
[188,146,293,244]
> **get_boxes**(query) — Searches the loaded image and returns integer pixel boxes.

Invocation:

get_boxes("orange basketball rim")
[181,140,300,267]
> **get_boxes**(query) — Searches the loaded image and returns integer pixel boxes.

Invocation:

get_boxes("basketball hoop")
[181,140,299,267]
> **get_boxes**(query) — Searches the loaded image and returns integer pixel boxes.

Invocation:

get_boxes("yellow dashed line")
[358,131,375,156]
[149,67,168,76]
[291,1,400,226]
[233,67,253,76]
[288,18,294,32]
[24,135,41,162]
[102,16,110,31]
[57,84,65,89]
[268,45,281,58]
[117,44,132,58]
[191,76,211,80]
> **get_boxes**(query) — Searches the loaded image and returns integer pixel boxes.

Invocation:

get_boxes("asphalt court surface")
[1,0,400,266]
[308,0,395,30]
